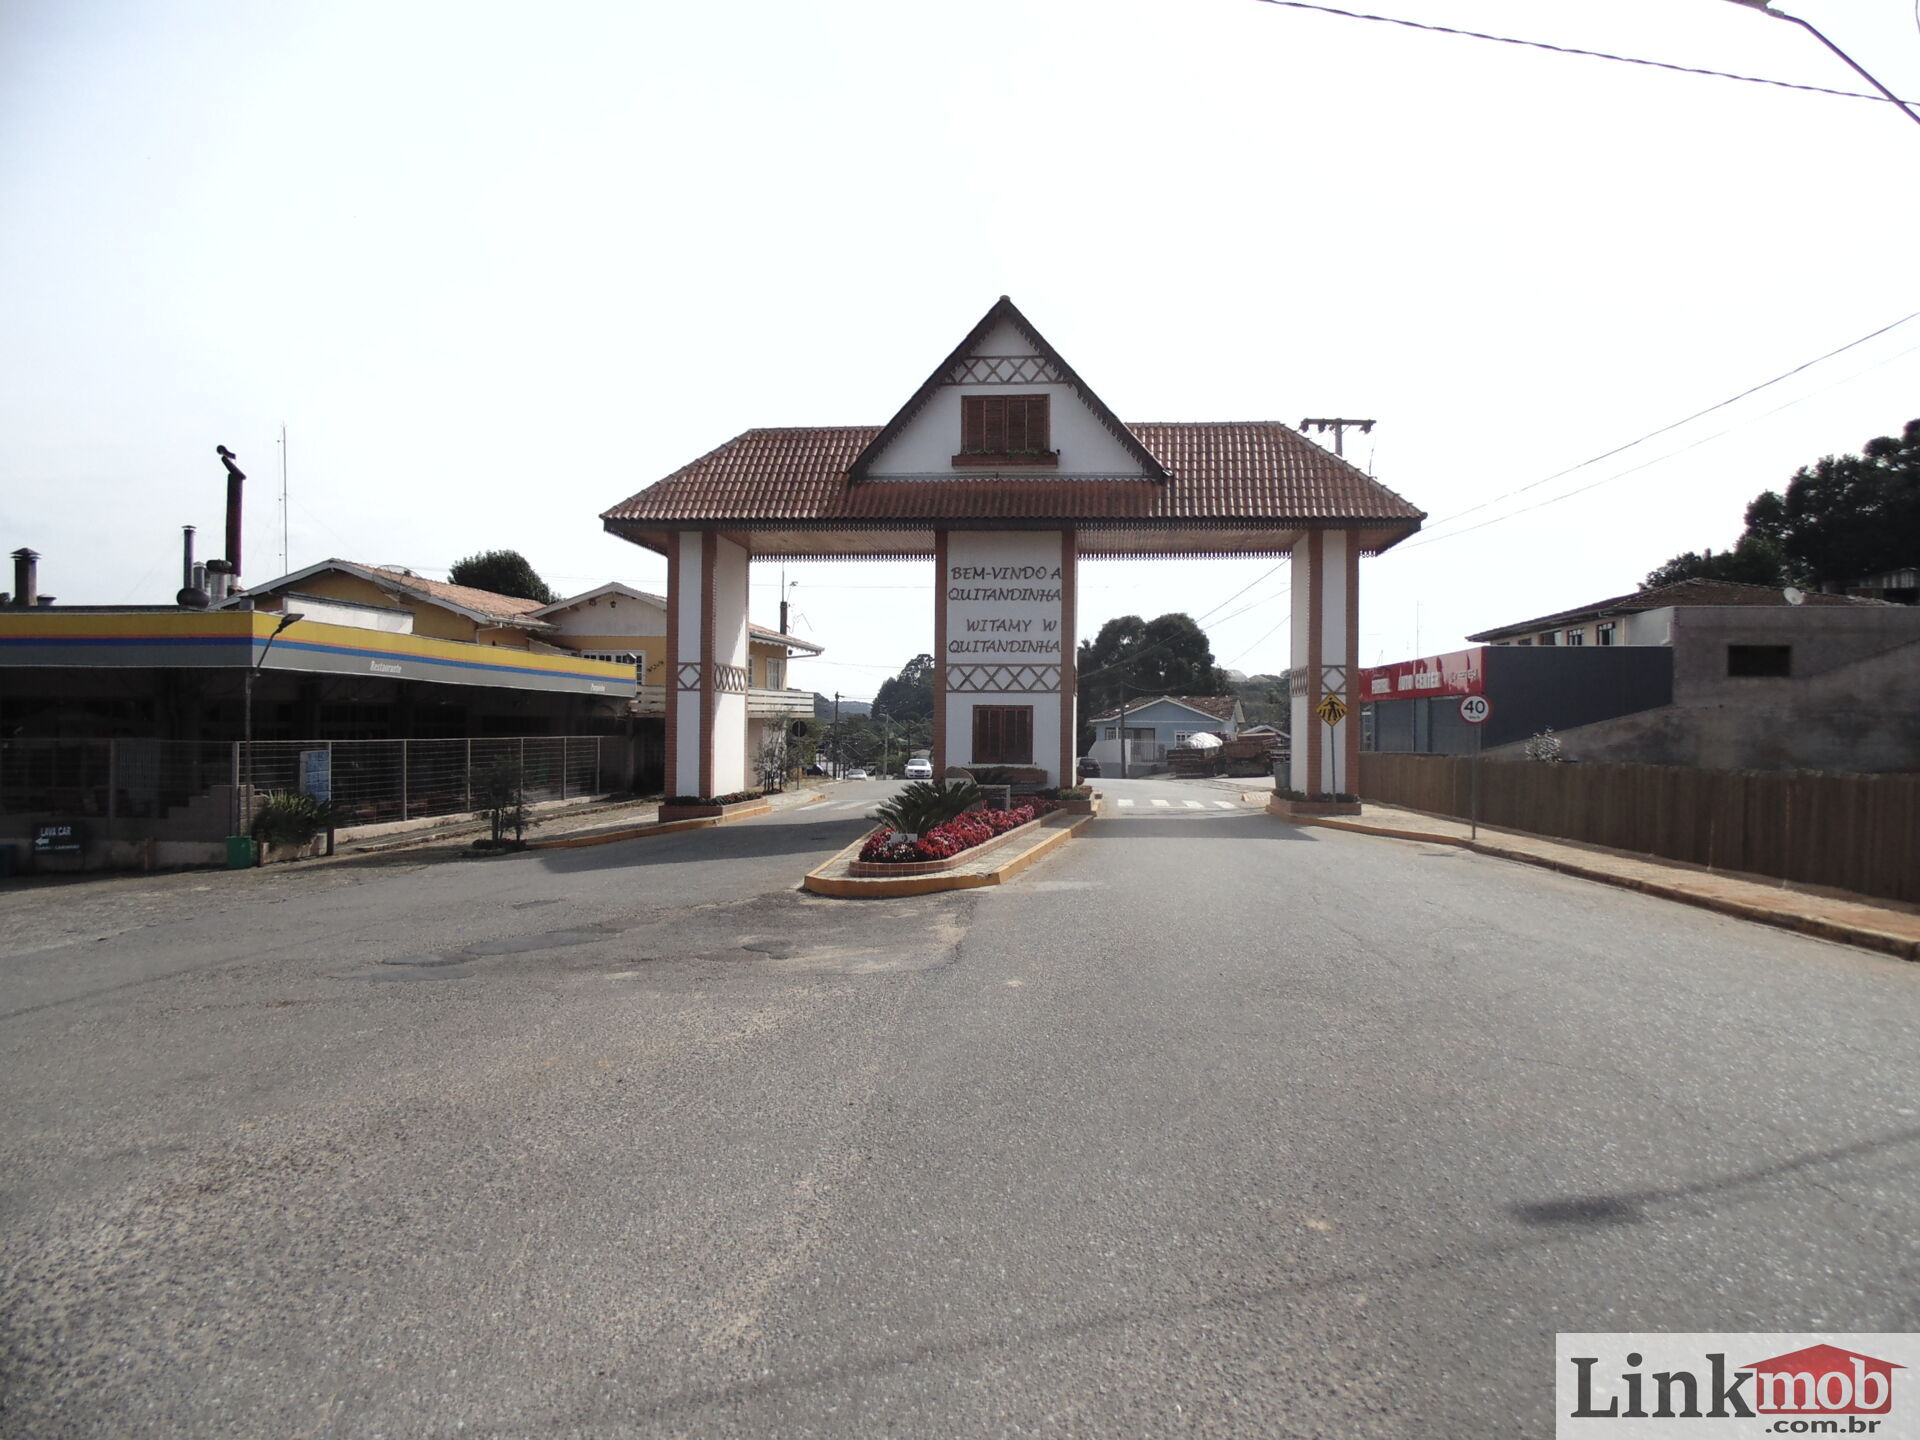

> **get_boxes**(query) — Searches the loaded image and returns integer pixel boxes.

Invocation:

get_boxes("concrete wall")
[1667,605,1920,704]
[281,594,414,633]
[1493,633,1920,772]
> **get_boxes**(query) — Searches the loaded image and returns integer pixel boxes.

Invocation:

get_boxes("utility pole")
[1299,418,1375,458]
[831,691,841,779]
[240,610,304,844]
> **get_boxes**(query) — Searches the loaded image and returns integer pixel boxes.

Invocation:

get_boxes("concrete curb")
[803,810,1099,898]
[1294,815,1920,963]
[521,795,818,853]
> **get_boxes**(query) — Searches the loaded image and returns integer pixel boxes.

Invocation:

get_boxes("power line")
[1409,306,1920,544]
[1393,333,1920,554]
[1248,0,1920,106]
[1225,612,1296,668]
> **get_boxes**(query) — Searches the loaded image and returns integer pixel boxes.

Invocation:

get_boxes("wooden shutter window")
[972,705,1034,765]
[956,394,1056,467]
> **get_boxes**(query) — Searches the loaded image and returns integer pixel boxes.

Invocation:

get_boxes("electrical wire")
[1248,0,1920,105]
[1225,614,1294,669]
[1409,306,1920,544]
[1391,331,1920,554]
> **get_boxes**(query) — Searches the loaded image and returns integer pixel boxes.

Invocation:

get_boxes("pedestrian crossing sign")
[1316,694,1347,727]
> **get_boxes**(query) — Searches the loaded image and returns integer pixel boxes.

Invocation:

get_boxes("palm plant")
[872,778,981,838]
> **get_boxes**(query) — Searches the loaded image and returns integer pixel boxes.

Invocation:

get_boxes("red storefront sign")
[1361,648,1486,701]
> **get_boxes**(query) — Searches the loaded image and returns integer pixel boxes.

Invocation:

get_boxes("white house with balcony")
[528,583,821,770]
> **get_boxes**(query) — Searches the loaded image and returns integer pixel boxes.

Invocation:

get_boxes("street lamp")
[1721,1,1920,133]
[240,610,304,835]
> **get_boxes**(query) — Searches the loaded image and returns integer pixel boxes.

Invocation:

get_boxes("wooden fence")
[1356,753,1920,905]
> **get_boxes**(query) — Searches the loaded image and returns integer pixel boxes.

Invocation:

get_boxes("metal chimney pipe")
[217,445,245,582]
[10,548,38,608]
[182,525,196,592]
[206,558,233,603]
[192,562,208,596]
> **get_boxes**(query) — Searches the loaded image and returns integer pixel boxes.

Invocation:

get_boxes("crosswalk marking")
[1117,798,1136,808]
[1184,800,1205,809]
[1214,801,1235,809]
[1151,798,1172,808]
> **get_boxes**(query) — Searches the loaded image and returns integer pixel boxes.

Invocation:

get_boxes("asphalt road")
[2,776,1915,1437]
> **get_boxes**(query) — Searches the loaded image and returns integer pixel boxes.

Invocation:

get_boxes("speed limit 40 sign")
[1458,694,1492,725]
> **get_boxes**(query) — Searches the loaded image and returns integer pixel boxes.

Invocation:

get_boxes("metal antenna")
[278,423,289,574]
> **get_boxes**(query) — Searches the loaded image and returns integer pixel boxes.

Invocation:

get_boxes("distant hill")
[813,693,872,719]
[1226,671,1292,731]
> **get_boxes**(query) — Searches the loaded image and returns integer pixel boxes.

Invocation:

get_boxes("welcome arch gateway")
[601,298,1425,798]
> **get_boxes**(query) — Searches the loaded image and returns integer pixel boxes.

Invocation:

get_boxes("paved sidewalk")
[1293,802,1920,963]
[346,781,835,854]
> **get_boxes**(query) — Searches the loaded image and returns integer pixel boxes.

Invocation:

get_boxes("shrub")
[251,790,351,849]
[664,790,763,807]
[473,757,537,843]
[1525,729,1565,763]
[754,731,790,793]
[872,778,981,836]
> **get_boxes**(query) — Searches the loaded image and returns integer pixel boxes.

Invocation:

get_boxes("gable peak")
[849,296,1167,482]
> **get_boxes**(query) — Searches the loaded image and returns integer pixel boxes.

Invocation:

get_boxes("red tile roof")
[367,567,548,624]
[602,423,1424,536]
[1468,577,1887,640]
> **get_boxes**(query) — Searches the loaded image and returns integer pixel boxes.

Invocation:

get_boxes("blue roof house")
[1084,694,1242,771]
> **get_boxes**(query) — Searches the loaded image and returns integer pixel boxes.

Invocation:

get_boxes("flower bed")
[857,801,1055,867]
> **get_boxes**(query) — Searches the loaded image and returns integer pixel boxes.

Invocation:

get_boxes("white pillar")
[937,529,1074,786]
[666,531,751,798]
[1289,529,1358,796]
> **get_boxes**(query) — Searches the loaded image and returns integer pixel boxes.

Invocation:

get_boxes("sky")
[3,0,1918,700]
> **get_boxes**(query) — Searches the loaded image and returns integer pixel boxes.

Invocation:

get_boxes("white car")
[904,758,933,779]
[844,768,870,781]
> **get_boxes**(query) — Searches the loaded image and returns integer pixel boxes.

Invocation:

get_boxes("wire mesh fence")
[1,735,629,833]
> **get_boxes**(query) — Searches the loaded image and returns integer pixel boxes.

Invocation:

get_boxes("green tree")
[873,653,935,723]
[1644,418,1919,594]
[1642,535,1786,590]
[447,549,556,604]
[1743,418,1920,589]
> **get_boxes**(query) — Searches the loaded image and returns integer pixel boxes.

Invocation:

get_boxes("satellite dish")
[1783,586,1805,606]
